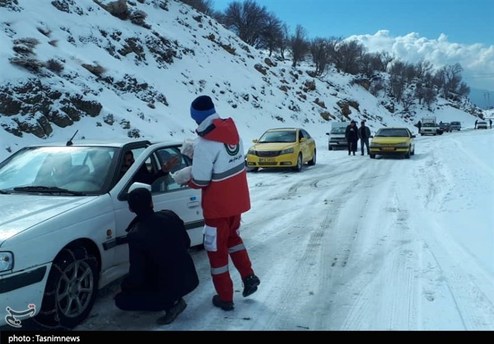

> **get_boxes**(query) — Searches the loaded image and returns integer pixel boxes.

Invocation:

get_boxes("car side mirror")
[252,139,259,143]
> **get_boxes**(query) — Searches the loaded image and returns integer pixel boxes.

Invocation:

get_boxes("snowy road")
[76,128,494,330]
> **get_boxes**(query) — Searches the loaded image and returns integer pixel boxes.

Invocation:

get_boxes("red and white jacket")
[188,114,251,219]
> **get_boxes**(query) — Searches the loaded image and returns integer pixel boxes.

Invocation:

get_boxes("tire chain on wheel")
[34,246,98,329]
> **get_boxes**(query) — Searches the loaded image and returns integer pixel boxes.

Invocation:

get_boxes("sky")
[1,0,494,332]
[213,0,494,95]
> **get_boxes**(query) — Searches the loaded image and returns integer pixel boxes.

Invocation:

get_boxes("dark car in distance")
[439,122,451,132]
[450,121,461,131]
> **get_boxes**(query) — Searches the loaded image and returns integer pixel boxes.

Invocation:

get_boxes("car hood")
[0,194,95,243]
[250,142,295,151]
[372,137,410,144]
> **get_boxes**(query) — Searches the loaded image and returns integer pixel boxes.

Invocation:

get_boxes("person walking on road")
[174,95,260,312]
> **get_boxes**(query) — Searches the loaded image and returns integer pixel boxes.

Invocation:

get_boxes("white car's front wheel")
[35,246,99,329]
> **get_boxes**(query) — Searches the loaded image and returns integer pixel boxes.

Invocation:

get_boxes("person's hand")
[161,155,179,173]
[171,166,192,185]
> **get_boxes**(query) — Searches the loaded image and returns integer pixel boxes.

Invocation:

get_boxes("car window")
[150,147,190,193]
[376,129,410,137]
[301,129,311,139]
[259,130,296,143]
[331,127,346,134]
[0,146,117,194]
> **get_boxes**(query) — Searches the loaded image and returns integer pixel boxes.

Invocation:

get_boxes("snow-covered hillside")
[0,0,484,162]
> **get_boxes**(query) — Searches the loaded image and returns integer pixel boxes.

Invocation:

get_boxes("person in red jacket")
[184,95,260,311]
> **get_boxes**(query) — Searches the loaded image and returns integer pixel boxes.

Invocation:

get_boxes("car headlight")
[247,149,256,155]
[280,148,294,155]
[0,252,14,272]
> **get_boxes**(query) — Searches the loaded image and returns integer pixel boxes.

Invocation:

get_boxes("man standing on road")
[174,95,260,312]
[358,120,371,156]
[345,120,359,156]
[416,120,422,134]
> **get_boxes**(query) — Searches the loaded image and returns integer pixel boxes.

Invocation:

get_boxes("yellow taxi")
[246,128,316,172]
[369,127,415,159]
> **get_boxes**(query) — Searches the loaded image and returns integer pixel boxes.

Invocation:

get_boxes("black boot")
[212,295,234,311]
[242,274,261,297]
[156,298,187,325]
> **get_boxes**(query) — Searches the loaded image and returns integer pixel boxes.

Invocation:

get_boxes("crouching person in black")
[114,188,199,325]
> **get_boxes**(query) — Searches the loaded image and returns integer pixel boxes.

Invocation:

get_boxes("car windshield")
[259,130,297,143]
[375,129,410,137]
[0,146,118,195]
[331,127,347,134]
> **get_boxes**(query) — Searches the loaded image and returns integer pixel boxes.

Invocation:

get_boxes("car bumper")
[0,264,50,327]
[329,143,347,149]
[370,147,410,155]
[246,154,297,168]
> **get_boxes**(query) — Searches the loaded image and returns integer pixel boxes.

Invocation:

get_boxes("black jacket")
[345,125,359,143]
[358,126,371,140]
[122,209,199,300]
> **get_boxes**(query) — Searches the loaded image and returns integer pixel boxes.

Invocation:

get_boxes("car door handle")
[188,201,200,208]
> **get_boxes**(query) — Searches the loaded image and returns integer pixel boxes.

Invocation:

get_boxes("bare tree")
[222,0,269,47]
[310,37,332,76]
[433,63,465,99]
[388,60,407,101]
[290,25,308,67]
[423,87,437,108]
[415,60,434,79]
[333,40,365,75]
[259,12,283,57]
[457,81,470,97]
[360,52,385,78]
[278,23,290,60]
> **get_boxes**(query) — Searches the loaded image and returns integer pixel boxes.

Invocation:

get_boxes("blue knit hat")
[190,95,216,124]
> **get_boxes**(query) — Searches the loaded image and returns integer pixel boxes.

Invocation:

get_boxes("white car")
[0,139,204,329]
[476,121,488,129]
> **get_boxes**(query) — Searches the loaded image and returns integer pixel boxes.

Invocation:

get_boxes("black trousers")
[361,139,370,154]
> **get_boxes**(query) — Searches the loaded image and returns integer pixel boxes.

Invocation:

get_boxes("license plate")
[259,158,275,162]
[382,147,395,151]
